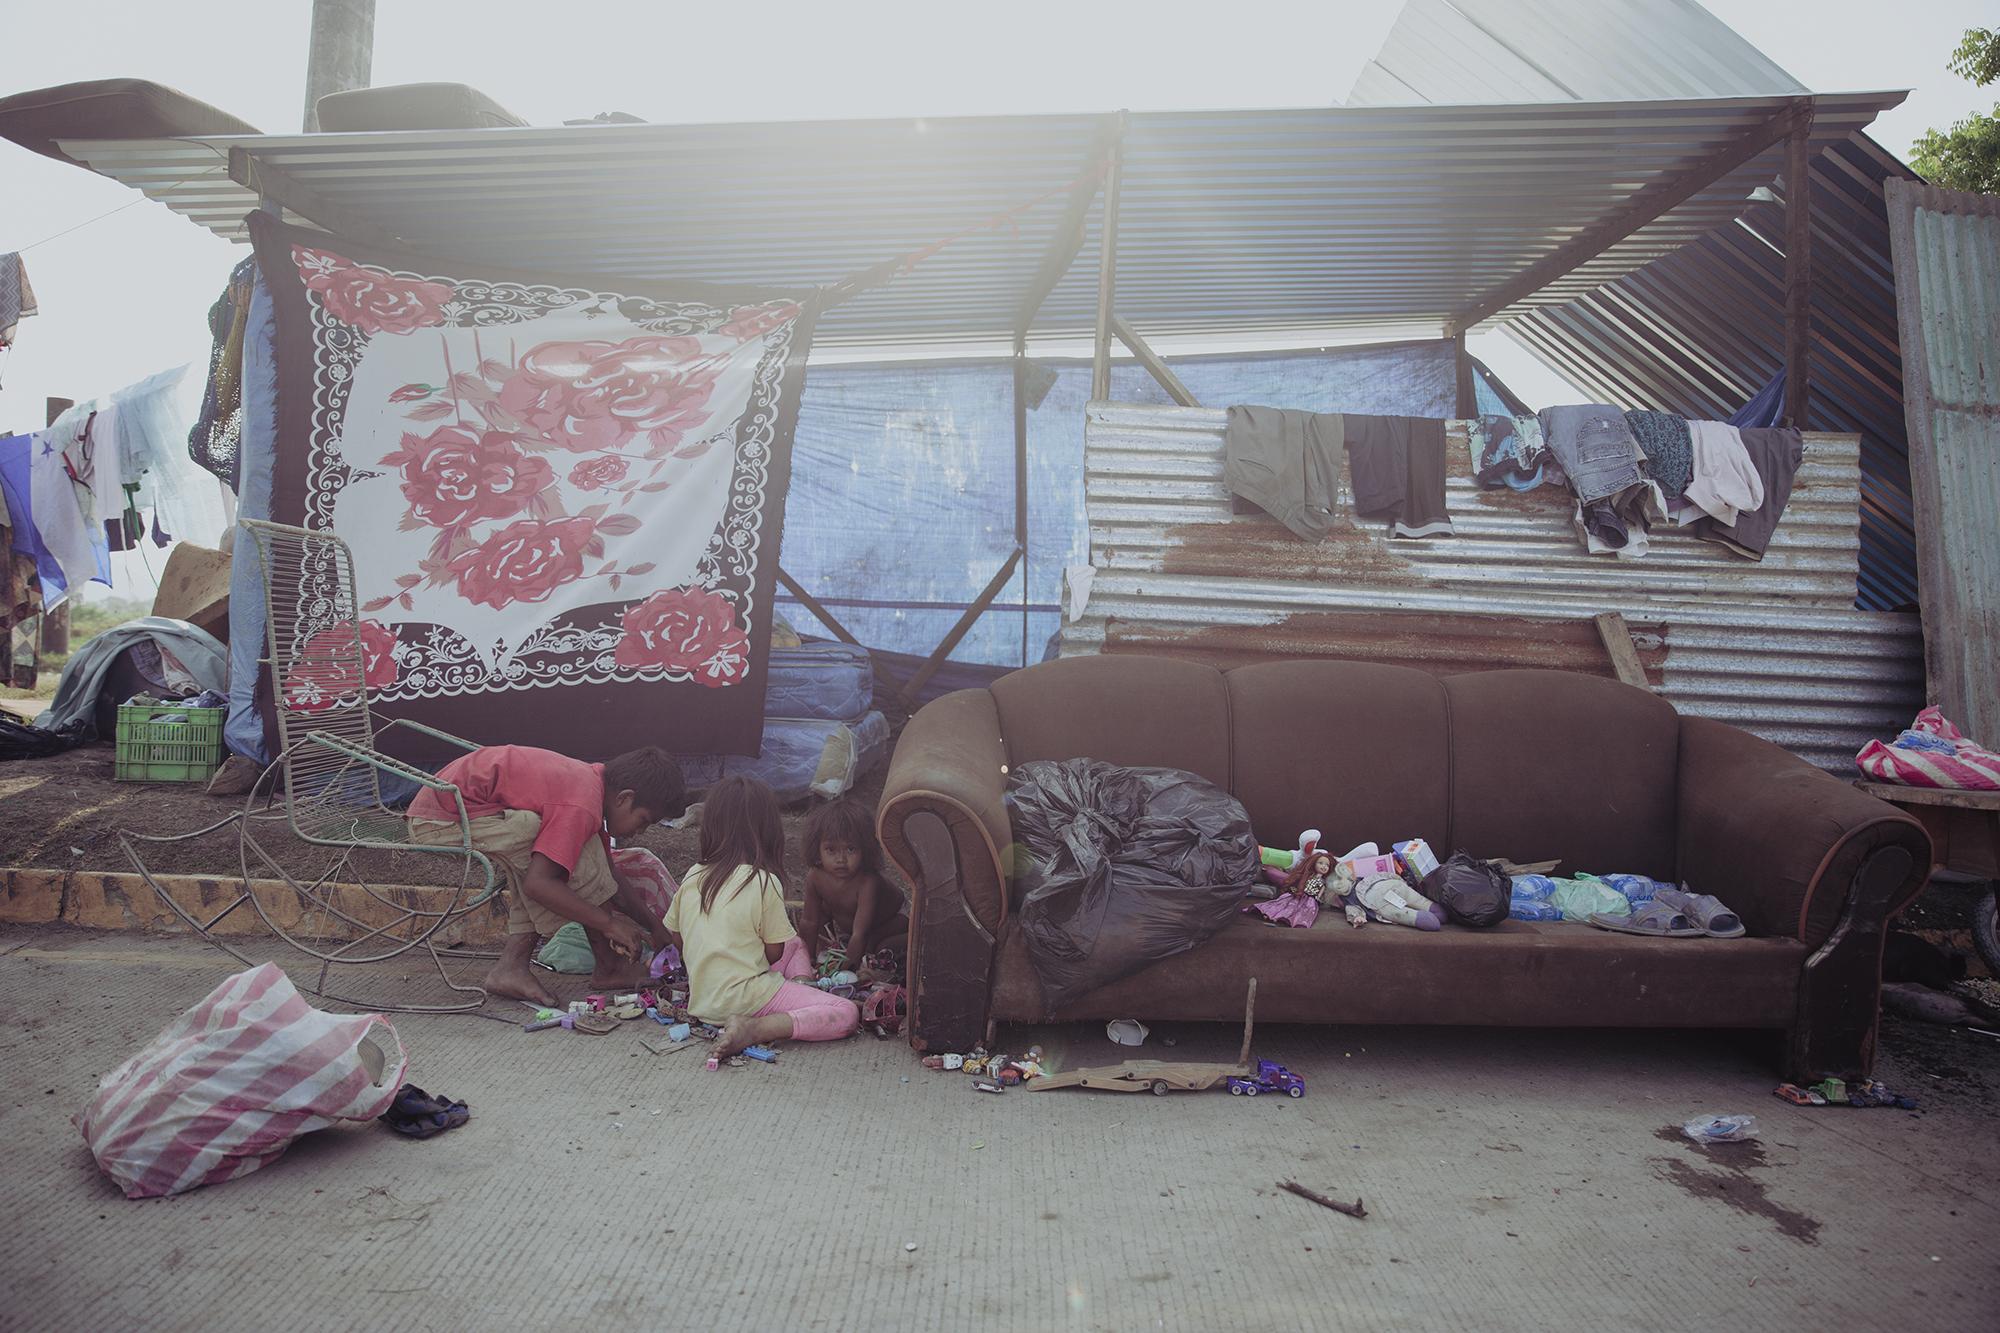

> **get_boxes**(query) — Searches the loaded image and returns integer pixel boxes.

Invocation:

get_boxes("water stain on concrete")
[1649,1124,1821,1245]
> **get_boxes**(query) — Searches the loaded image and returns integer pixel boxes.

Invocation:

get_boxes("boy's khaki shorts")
[408,810,618,938]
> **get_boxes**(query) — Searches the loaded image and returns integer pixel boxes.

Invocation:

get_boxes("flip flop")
[1655,887,1747,938]
[1587,900,1702,937]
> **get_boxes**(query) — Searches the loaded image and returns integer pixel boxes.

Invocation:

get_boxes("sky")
[2,0,1993,593]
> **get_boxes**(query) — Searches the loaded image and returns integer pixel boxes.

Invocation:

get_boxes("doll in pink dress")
[1248,847,1337,928]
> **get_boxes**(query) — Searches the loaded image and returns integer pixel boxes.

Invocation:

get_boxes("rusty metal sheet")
[1064,403,1923,771]
[1886,179,2000,744]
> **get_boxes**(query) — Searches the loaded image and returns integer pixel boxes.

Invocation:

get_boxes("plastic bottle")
[1682,1113,1759,1144]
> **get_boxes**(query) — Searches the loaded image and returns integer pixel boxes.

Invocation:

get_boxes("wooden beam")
[1782,105,1816,426]
[899,547,1023,707]
[1593,611,1650,690]
[1447,102,1806,336]
[1015,125,1115,337]
[1111,314,1199,407]
[229,146,407,250]
[774,566,862,647]
[1090,116,1126,402]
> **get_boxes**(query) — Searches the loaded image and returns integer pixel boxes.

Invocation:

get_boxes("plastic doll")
[1351,872,1442,931]
[1248,847,1331,929]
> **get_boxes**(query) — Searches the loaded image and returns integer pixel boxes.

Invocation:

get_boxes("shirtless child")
[797,799,908,970]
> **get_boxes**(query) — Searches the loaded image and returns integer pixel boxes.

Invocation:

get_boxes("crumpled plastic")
[1007,759,1258,1009]
[1420,852,1511,928]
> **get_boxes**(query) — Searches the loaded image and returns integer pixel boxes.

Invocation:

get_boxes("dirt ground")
[4,926,1998,1331]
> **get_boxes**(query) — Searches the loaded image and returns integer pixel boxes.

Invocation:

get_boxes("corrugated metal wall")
[1062,403,1922,771]
[1886,180,2000,743]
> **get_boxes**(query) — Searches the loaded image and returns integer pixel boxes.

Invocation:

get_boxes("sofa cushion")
[989,913,1806,1028]
[1443,669,1680,878]
[990,655,1232,790]
[1225,660,1450,852]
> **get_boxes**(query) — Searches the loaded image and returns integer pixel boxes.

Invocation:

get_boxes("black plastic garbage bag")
[1421,851,1511,928]
[1007,759,1259,1009]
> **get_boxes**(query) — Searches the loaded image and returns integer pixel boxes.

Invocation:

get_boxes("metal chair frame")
[121,519,504,1013]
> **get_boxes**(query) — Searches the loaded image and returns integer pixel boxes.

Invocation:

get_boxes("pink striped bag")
[1855,707,2000,791]
[76,964,408,1199]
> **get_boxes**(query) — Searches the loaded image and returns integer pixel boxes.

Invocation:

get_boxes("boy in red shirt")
[407,745,687,1007]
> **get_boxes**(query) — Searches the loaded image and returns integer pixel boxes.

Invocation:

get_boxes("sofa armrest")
[1678,716,1931,1080]
[1677,717,1929,945]
[877,688,1013,1051]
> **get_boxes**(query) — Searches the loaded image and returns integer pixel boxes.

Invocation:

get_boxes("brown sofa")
[877,655,1932,1079]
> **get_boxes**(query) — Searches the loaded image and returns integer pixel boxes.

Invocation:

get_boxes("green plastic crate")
[114,703,226,783]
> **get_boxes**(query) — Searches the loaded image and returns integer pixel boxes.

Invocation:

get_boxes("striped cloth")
[76,964,406,1198]
[1856,708,2000,791]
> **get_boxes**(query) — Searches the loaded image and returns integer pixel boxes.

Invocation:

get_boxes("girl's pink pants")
[750,938,860,1041]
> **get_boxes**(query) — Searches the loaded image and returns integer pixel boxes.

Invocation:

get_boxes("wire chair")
[120,519,503,1013]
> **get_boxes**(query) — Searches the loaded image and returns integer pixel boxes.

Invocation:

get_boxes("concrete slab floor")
[2,925,1997,1332]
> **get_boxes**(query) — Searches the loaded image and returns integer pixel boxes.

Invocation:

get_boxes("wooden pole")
[1783,101,1816,427]
[1111,315,1199,407]
[302,0,375,132]
[1090,116,1126,402]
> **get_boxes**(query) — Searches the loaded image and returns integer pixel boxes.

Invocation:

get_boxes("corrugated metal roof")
[1344,0,1919,614]
[49,93,1899,348]
[1885,180,2000,743]
[1349,0,1806,107]
[1062,403,1923,772]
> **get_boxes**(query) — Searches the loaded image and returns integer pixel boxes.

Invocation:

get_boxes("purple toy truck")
[1226,1059,1305,1099]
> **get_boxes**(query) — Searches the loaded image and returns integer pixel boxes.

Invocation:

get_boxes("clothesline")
[9,145,232,254]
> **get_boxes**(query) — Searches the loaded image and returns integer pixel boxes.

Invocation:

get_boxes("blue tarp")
[777,339,1517,668]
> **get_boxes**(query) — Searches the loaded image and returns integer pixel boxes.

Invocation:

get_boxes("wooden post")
[302,0,375,132]
[1782,101,1816,427]
[1111,315,1199,408]
[1593,611,1651,690]
[1013,333,1030,667]
[1090,117,1125,402]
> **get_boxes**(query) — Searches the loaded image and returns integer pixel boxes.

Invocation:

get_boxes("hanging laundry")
[1467,414,1562,491]
[1689,426,1803,561]
[1624,410,1693,502]
[1537,405,1644,504]
[1345,413,1453,539]
[31,408,110,601]
[1683,420,1764,528]
[0,253,37,387]
[0,432,61,604]
[188,256,255,490]
[1223,405,1346,541]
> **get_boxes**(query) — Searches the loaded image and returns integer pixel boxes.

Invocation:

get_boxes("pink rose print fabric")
[252,213,817,757]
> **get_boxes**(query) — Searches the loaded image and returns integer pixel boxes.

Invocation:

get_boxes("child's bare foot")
[714,1012,791,1057]
[482,959,556,1008]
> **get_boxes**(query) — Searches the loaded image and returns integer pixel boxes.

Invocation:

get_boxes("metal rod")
[1783,99,1816,427]
[1014,124,1113,337]
[1014,333,1030,668]
[775,564,863,646]
[899,547,1024,707]
[1091,114,1127,401]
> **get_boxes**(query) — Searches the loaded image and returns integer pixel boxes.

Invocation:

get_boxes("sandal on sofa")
[1655,887,1746,938]
[1586,901,1702,937]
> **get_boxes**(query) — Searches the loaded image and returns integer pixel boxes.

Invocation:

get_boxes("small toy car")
[1226,1059,1306,1099]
